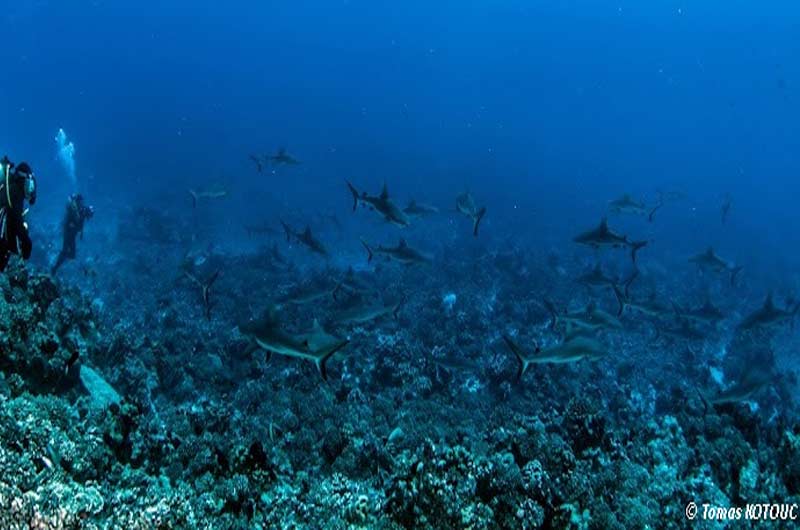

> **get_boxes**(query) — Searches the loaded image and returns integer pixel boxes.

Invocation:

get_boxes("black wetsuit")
[51,197,93,275]
[0,176,33,272]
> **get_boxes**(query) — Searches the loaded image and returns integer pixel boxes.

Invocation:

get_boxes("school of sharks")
[2,2,800,528]
[214,165,794,402]
[1,141,799,527]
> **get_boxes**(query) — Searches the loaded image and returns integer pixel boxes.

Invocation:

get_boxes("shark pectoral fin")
[647,200,663,222]
[316,340,349,381]
[265,350,272,364]
[473,207,487,237]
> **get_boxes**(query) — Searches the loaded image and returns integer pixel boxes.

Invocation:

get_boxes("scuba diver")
[0,156,37,272]
[51,193,94,275]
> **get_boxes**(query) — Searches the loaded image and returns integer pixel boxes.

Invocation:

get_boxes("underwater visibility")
[1,1,800,528]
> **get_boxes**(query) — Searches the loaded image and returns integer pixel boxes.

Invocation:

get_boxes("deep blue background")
[1,1,798,278]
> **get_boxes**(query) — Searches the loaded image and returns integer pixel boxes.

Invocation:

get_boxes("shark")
[334,266,374,298]
[360,238,431,266]
[576,263,637,294]
[189,188,228,208]
[612,285,671,319]
[672,297,726,328]
[280,221,329,257]
[698,369,772,409]
[688,247,743,286]
[737,293,800,332]
[503,334,607,380]
[403,200,440,218]
[544,299,622,335]
[455,191,487,237]
[332,299,402,326]
[239,310,348,381]
[607,194,662,222]
[653,319,706,342]
[267,243,290,267]
[277,279,338,306]
[346,181,411,228]
[573,218,648,263]
[249,154,263,173]
[266,148,300,166]
[184,270,221,320]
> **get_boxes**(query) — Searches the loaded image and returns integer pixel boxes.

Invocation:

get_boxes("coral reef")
[0,233,797,529]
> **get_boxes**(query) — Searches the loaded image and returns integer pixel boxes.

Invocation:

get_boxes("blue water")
[3,2,799,254]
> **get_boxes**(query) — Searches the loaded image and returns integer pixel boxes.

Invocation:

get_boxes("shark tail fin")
[360,238,373,262]
[631,240,648,263]
[622,268,639,299]
[695,386,711,415]
[730,265,744,287]
[346,181,360,212]
[612,284,626,317]
[473,207,487,237]
[502,335,529,381]
[647,197,664,222]
[316,340,349,381]
[189,190,198,209]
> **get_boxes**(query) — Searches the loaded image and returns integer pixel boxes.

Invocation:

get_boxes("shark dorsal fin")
[764,292,775,310]
[586,300,597,313]
[303,225,312,237]
[399,238,407,248]
[706,246,715,257]
[311,319,323,333]
[380,182,389,200]
[598,217,609,232]
[408,200,417,207]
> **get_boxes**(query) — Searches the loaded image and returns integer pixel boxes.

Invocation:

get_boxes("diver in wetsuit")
[0,156,37,272]
[51,194,94,275]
